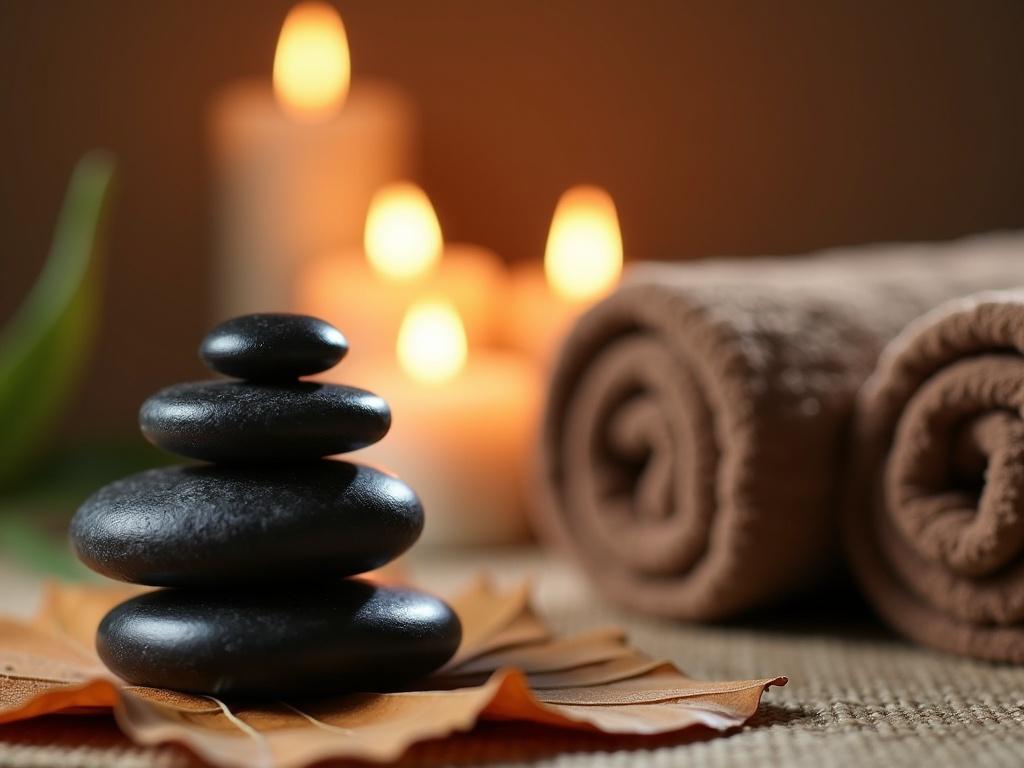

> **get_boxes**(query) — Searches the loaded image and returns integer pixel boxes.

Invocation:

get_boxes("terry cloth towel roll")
[845,290,1024,661]
[536,233,1024,620]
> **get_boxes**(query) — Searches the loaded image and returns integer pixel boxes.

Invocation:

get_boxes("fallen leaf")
[453,627,629,675]
[32,581,142,650]
[443,575,549,666]
[0,576,786,767]
[0,618,117,723]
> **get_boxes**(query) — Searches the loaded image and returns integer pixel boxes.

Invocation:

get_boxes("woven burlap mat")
[3,547,1023,768]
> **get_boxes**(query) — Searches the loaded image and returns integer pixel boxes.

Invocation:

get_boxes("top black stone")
[200,313,348,380]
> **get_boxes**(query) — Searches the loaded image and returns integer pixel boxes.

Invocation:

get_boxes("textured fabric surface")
[3,549,1024,767]
[537,233,1024,620]
[845,290,1024,662]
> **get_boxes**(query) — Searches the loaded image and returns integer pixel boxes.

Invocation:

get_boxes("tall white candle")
[210,2,416,319]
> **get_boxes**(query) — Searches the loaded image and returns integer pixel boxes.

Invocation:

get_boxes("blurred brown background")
[1,0,1023,438]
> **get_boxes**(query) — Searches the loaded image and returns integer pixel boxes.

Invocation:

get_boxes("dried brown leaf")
[32,581,142,651]
[443,575,550,666]
[0,576,786,767]
[454,627,629,675]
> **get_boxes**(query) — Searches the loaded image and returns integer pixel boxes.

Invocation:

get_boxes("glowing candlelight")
[273,1,351,121]
[544,185,623,302]
[365,183,444,281]
[503,185,624,364]
[397,299,468,385]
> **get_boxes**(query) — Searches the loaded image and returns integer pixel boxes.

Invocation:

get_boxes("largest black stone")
[139,381,390,463]
[70,461,423,586]
[97,581,461,697]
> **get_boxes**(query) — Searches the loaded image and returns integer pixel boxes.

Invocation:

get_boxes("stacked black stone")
[70,313,461,698]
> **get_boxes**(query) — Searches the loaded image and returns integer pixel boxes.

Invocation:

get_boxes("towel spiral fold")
[846,292,1024,661]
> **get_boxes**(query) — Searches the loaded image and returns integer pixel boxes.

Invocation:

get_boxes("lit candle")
[356,298,542,547]
[505,185,624,364]
[364,182,443,280]
[211,1,416,319]
[297,181,507,360]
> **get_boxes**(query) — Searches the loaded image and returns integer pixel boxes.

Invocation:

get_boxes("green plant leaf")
[0,152,116,490]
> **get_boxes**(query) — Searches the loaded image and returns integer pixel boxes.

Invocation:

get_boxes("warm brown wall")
[2,1,1023,437]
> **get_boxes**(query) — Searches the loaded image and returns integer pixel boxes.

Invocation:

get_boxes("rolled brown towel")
[537,233,1024,620]
[845,290,1024,661]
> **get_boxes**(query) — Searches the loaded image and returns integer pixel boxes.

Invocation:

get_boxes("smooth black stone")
[70,461,423,586]
[200,313,348,381]
[139,380,390,463]
[97,581,461,697]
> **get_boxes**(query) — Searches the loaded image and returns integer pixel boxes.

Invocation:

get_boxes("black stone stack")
[70,313,461,698]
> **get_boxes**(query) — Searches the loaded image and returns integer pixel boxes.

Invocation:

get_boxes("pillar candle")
[342,299,542,547]
[209,3,417,319]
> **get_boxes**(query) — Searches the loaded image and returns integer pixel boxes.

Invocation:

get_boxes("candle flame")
[397,299,467,384]
[273,2,351,121]
[544,185,623,302]
[365,182,443,281]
